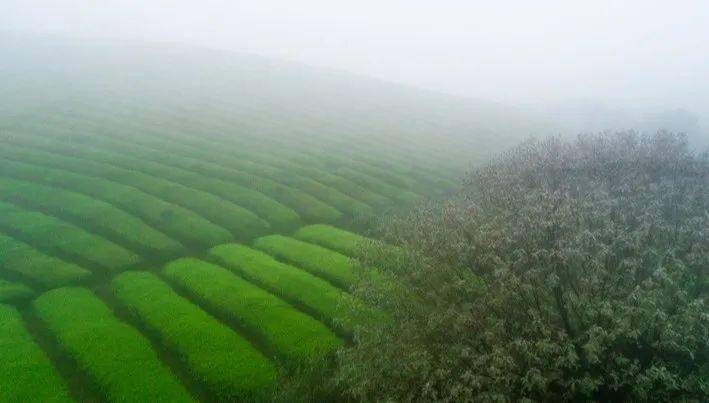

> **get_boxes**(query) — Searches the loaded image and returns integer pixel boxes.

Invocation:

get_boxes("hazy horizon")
[3,1,708,146]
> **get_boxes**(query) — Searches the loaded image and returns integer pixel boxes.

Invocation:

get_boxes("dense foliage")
[338,132,709,401]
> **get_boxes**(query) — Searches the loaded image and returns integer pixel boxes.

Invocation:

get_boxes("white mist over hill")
[2,1,708,149]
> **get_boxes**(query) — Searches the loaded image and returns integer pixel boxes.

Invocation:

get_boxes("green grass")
[208,244,382,333]
[0,138,268,240]
[0,304,73,402]
[253,235,359,288]
[0,202,140,272]
[33,287,192,402]
[0,279,33,303]
[112,271,277,400]
[0,176,183,257]
[0,154,231,247]
[0,233,91,288]
[163,258,342,365]
[293,224,371,257]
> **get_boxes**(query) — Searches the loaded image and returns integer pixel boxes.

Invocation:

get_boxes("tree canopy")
[337,132,709,402]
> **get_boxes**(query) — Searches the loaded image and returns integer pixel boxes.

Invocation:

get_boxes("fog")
[3,1,708,147]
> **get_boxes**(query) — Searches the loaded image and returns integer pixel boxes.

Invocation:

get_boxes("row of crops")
[0,38,533,400]
[2,224,389,401]
[1,111,453,237]
[0,98,455,400]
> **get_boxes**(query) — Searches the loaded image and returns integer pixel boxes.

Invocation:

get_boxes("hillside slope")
[1,34,549,170]
[0,35,550,401]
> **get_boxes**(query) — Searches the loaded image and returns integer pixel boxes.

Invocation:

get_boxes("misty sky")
[3,1,709,115]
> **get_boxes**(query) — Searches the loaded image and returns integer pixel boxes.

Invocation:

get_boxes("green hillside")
[0,36,544,401]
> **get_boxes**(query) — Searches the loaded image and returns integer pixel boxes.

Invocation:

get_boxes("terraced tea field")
[0,37,541,401]
[0,128,444,399]
[0,85,467,401]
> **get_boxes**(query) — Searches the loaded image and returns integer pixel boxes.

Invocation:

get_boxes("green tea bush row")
[0,176,182,257]
[247,165,374,218]
[27,132,300,232]
[293,224,369,257]
[270,163,392,208]
[0,304,72,402]
[90,128,371,215]
[0,202,140,272]
[253,235,356,288]
[209,121,451,195]
[13,127,343,224]
[333,167,420,204]
[0,233,91,288]
[193,150,374,218]
[0,279,33,303]
[280,148,421,192]
[89,133,371,220]
[209,244,381,334]
[86,132,345,222]
[19,133,299,232]
[112,271,276,400]
[0,151,231,247]
[163,258,342,365]
[152,130,394,209]
[159,111,441,195]
[34,287,192,402]
[293,145,449,199]
[0,135,268,239]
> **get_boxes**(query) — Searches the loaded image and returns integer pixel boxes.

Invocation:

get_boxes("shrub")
[93,138,300,230]
[112,271,277,400]
[0,151,230,247]
[0,279,33,303]
[253,235,358,288]
[107,130,355,221]
[163,258,342,365]
[51,132,302,232]
[74,129,344,223]
[208,244,383,334]
[333,167,421,205]
[279,164,392,208]
[0,176,182,256]
[0,202,140,272]
[272,171,374,218]
[0,233,91,287]
[178,159,344,223]
[337,132,709,402]
[326,157,417,191]
[2,134,269,239]
[293,224,371,257]
[34,287,192,402]
[0,304,72,402]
